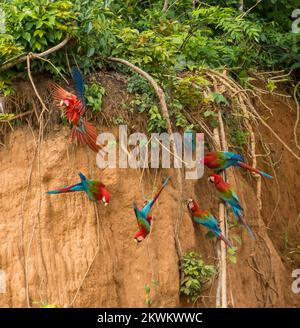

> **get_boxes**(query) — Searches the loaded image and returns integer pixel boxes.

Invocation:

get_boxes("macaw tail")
[218,233,233,248]
[238,214,256,240]
[71,120,101,153]
[237,161,273,179]
[153,176,171,202]
[231,203,243,221]
[47,182,84,194]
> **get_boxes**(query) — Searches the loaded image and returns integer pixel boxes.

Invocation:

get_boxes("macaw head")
[101,189,110,206]
[186,198,197,213]
[59,99,70,107]
[134,235,144,243]
[208,173,222,184]
[59,94,77,108]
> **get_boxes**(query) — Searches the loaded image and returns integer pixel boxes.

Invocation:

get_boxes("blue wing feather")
[223,151,243,161]
[134,205,151,231]
[72,68,86,106]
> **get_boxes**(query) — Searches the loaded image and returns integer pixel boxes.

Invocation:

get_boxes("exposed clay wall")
[0,80,299,308]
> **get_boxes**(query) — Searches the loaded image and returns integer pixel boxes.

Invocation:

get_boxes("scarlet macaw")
[50,68,100,152]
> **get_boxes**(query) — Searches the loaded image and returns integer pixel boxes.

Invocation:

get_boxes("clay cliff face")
[0,78,299,308]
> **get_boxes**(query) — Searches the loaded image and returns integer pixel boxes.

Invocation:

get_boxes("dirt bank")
[0,75,299,308]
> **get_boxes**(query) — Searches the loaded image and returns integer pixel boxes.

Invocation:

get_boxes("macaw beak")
[134,236,144,243]
[208,176,214,183]
[186,198,194,210]
[102,196,108,206]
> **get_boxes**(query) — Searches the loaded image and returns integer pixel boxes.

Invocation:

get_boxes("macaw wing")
[72,68,86,110]
[223,151,243,162]
[231,190,240,204]
[50,82,74,107]
[47,182,84,194]
[134,205,151,232]
[193,212,221,236]
[141,199,154,218]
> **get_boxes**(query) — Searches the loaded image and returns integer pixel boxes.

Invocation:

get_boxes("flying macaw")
[208,173,255,239]
[133,176,171,243]
[187,198,233,247]
[50,68,100,152]
[47,172,110,206]
[203,151,272,179]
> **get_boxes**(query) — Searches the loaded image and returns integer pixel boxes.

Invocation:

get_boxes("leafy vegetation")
[180,251,216,302]
[85,82,105,112]
[0,0,299,132]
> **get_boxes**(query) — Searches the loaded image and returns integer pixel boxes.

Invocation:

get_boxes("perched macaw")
[47,172,110,206]
[133,176,171,243]
[208,173,255,239]
[50,68,100,152]
[203,151,272,179]
[187,198,233,248]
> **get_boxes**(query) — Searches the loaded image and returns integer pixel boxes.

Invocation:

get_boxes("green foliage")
[32,300,59,308]
[0,74,15,96]
[0,113,15,121]
[85,82,105,112]
[180,251,216,302]
[1,0,299,75]
[1,0,299,134]
[3,0,76,53]
[148,105,167,132]
[114,116,125,125]
[266,80,277,92]
[144,284,151,307]
[173,76,209,108]
[223,110,249,147]
[227,246,239,264]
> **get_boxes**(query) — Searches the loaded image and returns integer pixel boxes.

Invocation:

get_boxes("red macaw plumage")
[50,68,101,153]
[133,177,171,243]
[204,151,272,179]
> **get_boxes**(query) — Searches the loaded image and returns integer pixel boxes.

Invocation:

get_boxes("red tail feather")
[237,161,260,175]
[71,120,101,153]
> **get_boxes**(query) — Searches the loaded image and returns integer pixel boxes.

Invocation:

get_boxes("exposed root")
[293,82,300,152]
[107,57,184,269]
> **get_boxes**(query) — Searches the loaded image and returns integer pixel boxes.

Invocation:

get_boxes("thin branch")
[162,0,169,12]
[0,110,33,123]
[26,55,50,114]
[240,0,262,19]
[0,37,69,72]
[293,82,300,152]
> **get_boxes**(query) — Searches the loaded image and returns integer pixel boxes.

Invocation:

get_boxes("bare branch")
[0,37,69,72]
[162,0,169,12]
